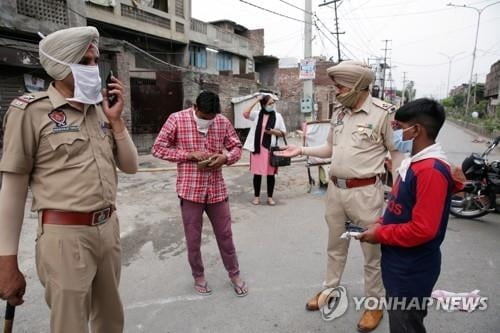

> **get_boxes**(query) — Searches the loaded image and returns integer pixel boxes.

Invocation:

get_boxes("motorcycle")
[450,136,500,219]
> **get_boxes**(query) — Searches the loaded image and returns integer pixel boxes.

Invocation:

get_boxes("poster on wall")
[299,58,316,80]
[24,74,45,93]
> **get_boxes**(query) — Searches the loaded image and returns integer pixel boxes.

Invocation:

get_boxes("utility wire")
[239,0,311,24]
[347,7,451,20]
[278,0,313,14]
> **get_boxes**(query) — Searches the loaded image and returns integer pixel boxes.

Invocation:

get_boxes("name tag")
[52,125,80,133]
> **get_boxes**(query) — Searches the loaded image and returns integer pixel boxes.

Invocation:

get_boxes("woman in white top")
[243,94,287,205]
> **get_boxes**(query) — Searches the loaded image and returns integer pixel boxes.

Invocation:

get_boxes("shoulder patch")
[10,92,49,110]
[372,98,396,113]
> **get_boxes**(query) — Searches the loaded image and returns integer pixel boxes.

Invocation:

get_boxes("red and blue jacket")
[375,158,462,298]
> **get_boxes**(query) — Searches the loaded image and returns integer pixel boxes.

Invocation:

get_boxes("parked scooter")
[450,136,500,219]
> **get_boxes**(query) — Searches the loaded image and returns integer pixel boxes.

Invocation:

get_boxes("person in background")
[243,93,287,206]
[152,91,248,297]
[358,98,464,333]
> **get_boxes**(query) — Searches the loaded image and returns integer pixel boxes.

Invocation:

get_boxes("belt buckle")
[336,178,348,189]
[92,207,111,226]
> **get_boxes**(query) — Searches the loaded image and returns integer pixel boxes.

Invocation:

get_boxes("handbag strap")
[275,131,287,146]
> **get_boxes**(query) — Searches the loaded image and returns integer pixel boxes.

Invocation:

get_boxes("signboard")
[299,58,316,80]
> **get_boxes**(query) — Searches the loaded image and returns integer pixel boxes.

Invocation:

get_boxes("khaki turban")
[39,26,100,80]
[326,60,375,89]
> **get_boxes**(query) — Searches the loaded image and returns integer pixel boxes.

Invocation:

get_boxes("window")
[153,0,168,12]
[175,0,184,17]
[189,46,207,69]
[176,22,185,33]
[121,4,170,29]
[217,53,232,72]
[17,0,68,25]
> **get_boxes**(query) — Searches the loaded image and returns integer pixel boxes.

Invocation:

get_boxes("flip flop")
[231,281,249,297]
[194,282,212,296]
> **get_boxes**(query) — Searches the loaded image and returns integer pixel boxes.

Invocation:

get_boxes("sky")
[192,0,500,99]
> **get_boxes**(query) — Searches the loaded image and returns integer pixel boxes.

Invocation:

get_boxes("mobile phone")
[106,70,117,107]
[345,221,367,233]
[197,156,217,169]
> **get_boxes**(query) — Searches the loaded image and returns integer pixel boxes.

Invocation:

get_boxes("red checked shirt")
[152,108,242,204]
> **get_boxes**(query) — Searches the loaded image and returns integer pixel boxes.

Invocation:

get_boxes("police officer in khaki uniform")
[0,27,138,332]
[279,60,403,332]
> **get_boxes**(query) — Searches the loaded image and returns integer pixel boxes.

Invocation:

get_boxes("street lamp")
[439,51,464,97]
[447,1,500,115]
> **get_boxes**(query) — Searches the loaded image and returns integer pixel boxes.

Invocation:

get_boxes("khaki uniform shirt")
[0,84,117,212]
[328,95,396,179]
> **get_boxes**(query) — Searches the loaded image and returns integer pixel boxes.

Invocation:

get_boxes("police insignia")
[48,110,67,127]
[18,95,35,102]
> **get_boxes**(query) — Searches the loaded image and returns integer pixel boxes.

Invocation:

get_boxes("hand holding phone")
[106,70,117,108]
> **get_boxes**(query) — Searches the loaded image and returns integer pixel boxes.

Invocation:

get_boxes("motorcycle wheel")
[450,191,492,219]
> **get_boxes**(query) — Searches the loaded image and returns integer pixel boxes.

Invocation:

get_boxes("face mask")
[264,105,275,112]
[334,72,371,109]
[39,48,103,105]
[392,126,415,153]
[336,90,364,109]
[193,110,214,134]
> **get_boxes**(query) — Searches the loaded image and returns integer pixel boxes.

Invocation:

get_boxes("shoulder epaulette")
[372,98,397,113]
[10,92,49,110]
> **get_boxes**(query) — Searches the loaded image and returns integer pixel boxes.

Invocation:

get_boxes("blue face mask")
[264,105,275,112]
[392,127,415,153]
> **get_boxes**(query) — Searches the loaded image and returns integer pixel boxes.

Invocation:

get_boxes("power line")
[239,0,310,24]
[347,7,451,20]
[278,0,313,14]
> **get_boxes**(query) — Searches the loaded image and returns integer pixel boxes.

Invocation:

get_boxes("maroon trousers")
[180,198,240,278]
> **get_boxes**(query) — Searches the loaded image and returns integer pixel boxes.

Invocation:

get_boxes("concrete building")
[485,59,500,115]
[450,83,470,97]
[0,0,280,152]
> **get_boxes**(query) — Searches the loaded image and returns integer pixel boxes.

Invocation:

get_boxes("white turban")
[39,26,100,80]
[326,60,375,89]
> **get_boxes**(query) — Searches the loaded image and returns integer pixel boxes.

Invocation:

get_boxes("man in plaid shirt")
[152,91,248,297]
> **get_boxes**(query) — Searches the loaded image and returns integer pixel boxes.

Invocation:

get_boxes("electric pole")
[439,51,464,97]
[402,72,407,105]
[380,39,391,100]
[318,0,344,63]
[303,0,314,119]
[447,1,500,115]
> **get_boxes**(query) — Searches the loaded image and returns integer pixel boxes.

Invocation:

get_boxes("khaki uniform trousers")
[35,212,124,333]
[324,180,385,298]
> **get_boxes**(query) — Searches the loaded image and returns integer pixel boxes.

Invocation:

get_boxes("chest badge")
[48,109,67,127]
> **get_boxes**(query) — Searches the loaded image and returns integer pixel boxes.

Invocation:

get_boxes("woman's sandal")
[267,198,276,206]
[194,282,212,296]
[252,197,260,205]
[230,281,249,297]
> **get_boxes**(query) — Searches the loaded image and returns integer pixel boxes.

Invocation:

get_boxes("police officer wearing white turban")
[279,60,404,332]
[0,26,138,332]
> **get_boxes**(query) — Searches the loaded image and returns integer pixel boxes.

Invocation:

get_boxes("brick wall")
[277,61,338,126]
[182,71,259,123]
[277,67,305,130]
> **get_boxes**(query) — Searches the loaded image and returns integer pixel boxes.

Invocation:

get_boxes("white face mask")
[193,110,214,134]
[39,48,103,105]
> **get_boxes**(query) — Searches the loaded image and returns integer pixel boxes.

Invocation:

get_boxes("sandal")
[267,198,276,206]
[252,197,260,205]
[194,282,212,296]
[230,280,249,297]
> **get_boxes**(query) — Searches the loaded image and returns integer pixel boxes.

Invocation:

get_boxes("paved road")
[2,122,499,333]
